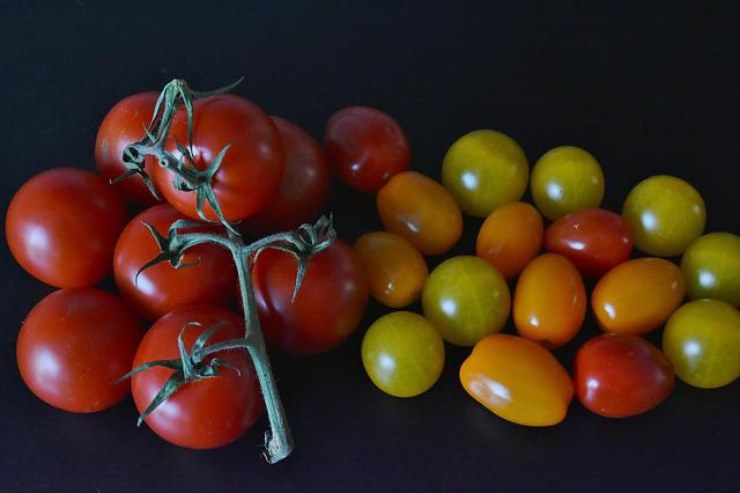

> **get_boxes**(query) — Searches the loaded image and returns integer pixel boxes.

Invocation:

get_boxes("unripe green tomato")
[681,232,740,307]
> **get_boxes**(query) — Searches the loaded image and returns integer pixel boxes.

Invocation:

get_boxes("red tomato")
[253,239,369,354]
[325,106,410,193]
[16,288,143,413]
[6,168,128,288]
[131,305,263,449]
[545,208,633,277]
[114,204,236,320]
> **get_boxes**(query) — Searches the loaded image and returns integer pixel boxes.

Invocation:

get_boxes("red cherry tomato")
[6,168,128,288]
[325,106,410,193]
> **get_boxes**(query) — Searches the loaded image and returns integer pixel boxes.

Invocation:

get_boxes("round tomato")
[6,168,128,288]
[17,288,143,413]
[681,232,740,307]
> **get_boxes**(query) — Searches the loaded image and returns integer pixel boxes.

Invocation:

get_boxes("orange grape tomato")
[376,171,463,256]
[592,258,685,335]
[476,201,544,279]
[460,333,574,426]
[353,231,429,308]
[513,253,586,348]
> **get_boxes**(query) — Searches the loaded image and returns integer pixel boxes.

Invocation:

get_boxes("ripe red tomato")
[6,168,128,288]
[131,305,263,449]
[325,106,410,193]
[16,288,143,413]
[253,239,369,354]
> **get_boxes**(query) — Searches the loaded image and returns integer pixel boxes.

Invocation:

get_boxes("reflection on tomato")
[680,232,740,307]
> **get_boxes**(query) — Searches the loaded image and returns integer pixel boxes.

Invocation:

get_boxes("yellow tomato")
[681,232,740,307]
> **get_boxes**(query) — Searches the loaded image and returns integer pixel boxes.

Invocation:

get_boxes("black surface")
[1,2,738,492]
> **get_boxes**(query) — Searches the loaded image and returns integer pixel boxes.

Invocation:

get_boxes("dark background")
[1,1,738,492]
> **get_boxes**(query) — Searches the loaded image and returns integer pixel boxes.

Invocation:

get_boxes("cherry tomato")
[681,232,740,307]
[131,305,263,449]
[324,106,410,193]
[544,208,633,277]
[242,116,331,235]
[460,334,573,426]
[476,201,543,279]
[377,171,463,256]
[622,175,706,257]
[531,146,605,221]
[592,258,685,335]
[514,254,586,348]
[17,288,143,413]
[114,204,236,320]
[663,299,740,389]
[95,91,160,207]
[354,231,428,308]
[422,256,510,347]
[6,168,128,288]
[253,239,369,354]
[361,311,445,397]
[574,333,675,418]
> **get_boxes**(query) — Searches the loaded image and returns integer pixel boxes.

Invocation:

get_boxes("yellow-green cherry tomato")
[361,311,445,398]
[441,129,529,217]
[681,232,740,307]
[530,146,605,221]
[622,175,706,257]
[422,256,511,347]
[663,299,740,389]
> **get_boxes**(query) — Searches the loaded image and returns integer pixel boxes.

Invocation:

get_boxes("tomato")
[253,239,369,354]
[16,288,143,413]
[441,129,529,217]
[361,311,445,397]
[460,334,573,426]
[476,201,543,279]
[592,258,685,335]
[574,334,675,418]
[681,232,740,307]
[377,171,463,256]
[6,168,128,288]
[114,204,236,320]
[324,106,410,193]
[622,175,706,257]
[131,305,263,449]
[353,231,428,308]
[544,208,633,277]
[422,256,510,347]
[153,94,284,223]
[95,91,160,207]
[530,146,605,221]
[663,299,740,389]
[242,116,331,235]
[513,254,586,348]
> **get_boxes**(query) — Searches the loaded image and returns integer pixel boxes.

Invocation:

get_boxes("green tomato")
[681,232,740,307]
[361,311,445,398]
[662,299,740,389]
[422,256,511,346]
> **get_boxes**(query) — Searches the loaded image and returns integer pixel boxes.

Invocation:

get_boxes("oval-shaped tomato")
[460,334,573,426]
[17,288,143,413]
[324,106,410,193]
[574,333,675,418]
[377,171,463,256]
[681,232,740,307]
[592,258,685,335]
[545,208,633,277]
[131,305,263,449]
[253,239,369,354]
[6,168,128,288]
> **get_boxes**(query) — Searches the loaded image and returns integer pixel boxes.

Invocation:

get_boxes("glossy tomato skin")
[575,334,675,418]
[17,288,143,413]
[680,232,740,307]
[253,239,369,354]
[324,106,410,193]
[377,171,463,256]
[131,305,263,449]
[545,208,633,277]
[6,168,128,288]
[114,204,236,320]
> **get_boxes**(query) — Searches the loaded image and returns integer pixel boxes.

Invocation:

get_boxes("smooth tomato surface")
[680,232,740,307]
